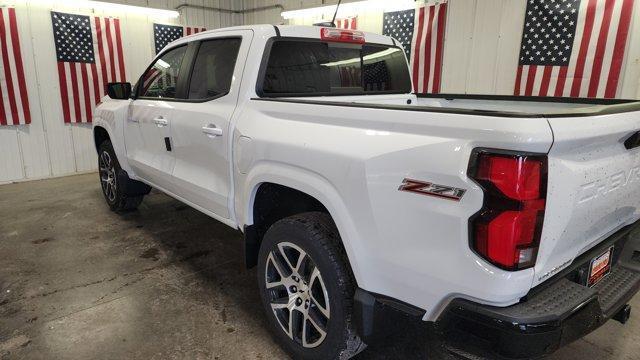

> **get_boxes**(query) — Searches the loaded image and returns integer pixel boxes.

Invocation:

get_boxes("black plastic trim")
[117,169,152,197]
[353,288,426,342]
[418,92,637,105]
[251,96,640,118]
[243,225,259,269]
[251,97,544,118]
[272,25,280,37]
[624,131,640,150]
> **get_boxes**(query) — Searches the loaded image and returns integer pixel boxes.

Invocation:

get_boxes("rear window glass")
[261,40,412,96]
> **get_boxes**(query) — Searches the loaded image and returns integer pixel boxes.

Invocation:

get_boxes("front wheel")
[98,140,145,212]
[257,212,366,360]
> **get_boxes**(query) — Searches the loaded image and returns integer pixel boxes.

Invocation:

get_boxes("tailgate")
[534,109,640,286]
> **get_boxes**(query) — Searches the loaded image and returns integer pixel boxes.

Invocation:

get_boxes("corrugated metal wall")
[283,0,640,98]
[0,0,242,184]
[2,0,640,183]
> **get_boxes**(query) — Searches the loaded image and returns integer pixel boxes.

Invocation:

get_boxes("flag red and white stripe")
[515,0,633,98]
[336,17,358,30]
[184,26,206,35]
[56,15,125,124]
[0,7,30,126]
[410,2,448,94]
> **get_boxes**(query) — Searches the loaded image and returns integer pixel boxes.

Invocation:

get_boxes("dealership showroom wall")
[2,0,640,359]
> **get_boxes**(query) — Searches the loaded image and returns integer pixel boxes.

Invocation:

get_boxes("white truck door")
[170,31,252,219]
[125,45,189,193]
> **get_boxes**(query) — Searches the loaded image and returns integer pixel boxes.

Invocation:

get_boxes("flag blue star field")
[51,11,126,123]
[383,2,448,94]
[153,23,206,54]
[52,13,94,63]
[382,9,414,60]
[514,0,634,98]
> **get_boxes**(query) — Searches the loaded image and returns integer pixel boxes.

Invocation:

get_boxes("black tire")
[257,212,366,360]
[97,140,145,212]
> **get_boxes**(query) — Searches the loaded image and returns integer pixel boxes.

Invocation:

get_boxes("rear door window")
[260,40,412,96]
[188,38,242,100]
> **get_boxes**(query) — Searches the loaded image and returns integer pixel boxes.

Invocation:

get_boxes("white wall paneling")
[0,0,242,183]
[2,0,640,183]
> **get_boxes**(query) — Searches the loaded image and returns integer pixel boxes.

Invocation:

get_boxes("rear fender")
[240,161,366,287]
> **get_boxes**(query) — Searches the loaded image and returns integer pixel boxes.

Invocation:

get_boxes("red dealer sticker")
[588,247,614,287]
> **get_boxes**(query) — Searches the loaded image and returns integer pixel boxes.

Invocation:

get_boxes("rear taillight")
[468,150,547,270]
[320,27,365,44]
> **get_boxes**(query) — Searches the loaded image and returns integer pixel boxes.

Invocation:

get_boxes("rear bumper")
[436,222,640,359]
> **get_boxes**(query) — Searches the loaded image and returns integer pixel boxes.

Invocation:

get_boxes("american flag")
[364,61,391,91]
[153,23,206,54]
[336,17,358,30]
[383,2,448,94]
[515,0,633,98]
[0,7,30,126]
[52,12,126,124]
[339,66,360,87]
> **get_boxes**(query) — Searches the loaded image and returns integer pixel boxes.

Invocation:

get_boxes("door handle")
[153,117,168,126]
[128,117,139,123]
[202,125,223,137]
[153,117,168,127]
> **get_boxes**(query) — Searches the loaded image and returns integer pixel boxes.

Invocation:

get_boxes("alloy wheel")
[99,151,117,202]
[264,242,331,348]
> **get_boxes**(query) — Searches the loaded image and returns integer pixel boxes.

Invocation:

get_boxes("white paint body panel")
[93,25,640,321]
[535,113,640,286]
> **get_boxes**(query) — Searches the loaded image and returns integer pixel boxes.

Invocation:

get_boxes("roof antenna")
[330,0,342,27]
[313,0,342,27]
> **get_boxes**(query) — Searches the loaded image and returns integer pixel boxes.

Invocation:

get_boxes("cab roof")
[160,24,396,54]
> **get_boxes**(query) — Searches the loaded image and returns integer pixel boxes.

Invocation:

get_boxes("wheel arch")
[93,126,111,151]
[240,162,366,287]
[92,114,133,175]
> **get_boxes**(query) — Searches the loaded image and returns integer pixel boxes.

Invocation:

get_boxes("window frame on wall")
[255,37,413,98]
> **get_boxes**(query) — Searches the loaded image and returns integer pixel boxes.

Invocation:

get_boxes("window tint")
[261,41,412,96]
[140,46,187,99]
[188,38,241,100]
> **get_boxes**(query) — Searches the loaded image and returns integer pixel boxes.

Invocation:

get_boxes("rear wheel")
[257,212,366,360]
[98,140,145,212]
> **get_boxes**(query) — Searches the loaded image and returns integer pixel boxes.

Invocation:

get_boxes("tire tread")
[98,140,145,212]
[260,212,366,360]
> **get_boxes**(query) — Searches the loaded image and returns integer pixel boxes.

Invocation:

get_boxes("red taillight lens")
[320,27,365,44]
[476,155,541,200]
[469,151,547,270]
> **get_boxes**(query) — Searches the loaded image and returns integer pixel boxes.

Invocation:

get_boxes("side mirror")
[107,82,132,100]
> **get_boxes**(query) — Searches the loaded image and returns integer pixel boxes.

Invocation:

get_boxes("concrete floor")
[1,174,639,360]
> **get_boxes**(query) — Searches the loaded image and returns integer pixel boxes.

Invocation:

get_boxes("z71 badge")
[398,178,466,201]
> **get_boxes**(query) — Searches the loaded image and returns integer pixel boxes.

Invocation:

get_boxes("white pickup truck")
[92,25,640,359]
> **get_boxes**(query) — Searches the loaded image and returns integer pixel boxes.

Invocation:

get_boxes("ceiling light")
[281,0,416,20]
[31,0,180,19]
